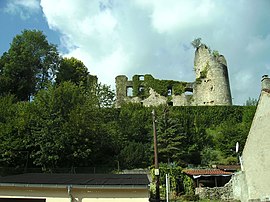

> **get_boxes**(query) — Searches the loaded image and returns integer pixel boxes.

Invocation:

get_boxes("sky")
[0,0,270,105]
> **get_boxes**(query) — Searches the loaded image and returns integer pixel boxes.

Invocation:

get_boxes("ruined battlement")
[115,45,232,107]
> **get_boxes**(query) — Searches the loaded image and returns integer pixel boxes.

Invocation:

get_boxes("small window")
[139,86,144,93]
[168,101,173,106]
[139,75,144,81]
[184,87,193,95]
[167,87,172,96]
[127,87,133,96]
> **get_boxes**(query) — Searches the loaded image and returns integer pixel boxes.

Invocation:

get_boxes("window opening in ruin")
[184,89,193,95]
[139,86,144,94]
[168,101,173,106]
[139,75,144,81]
[167,87,172,96]
[127,87,133,97]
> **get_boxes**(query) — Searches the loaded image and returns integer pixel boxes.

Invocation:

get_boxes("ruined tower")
[193,45,232,105]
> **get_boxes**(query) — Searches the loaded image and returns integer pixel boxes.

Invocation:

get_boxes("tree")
[0,29,59,101]
[96,83,115,108]
[0,95,33,169]
[118,141,150,169]
[29,82,87,169]
[56,57,89,86]
[245,97,258,106]
[156,107,188,165]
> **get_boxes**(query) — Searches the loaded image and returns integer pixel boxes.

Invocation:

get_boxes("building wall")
[241,79,270,201]
[231,76,270,201]
[231,171,249,202]
[0,186,149,202]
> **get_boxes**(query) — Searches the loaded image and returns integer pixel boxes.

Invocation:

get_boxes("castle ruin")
[115,44,232,107]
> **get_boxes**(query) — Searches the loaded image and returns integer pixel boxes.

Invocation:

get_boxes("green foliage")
[212,50,220,57]
[150,163,183,200]
[182,174,195,195]
[56,57,89,87]
[191,38,202,49]
[156,107,188,164]
[132,74,187,98]
[200,147,222,166]
[245,97,258,106]
[200,62,210,78]
[0,29,59,101]
[0,86,256,172]
[119,141,150,169]
[96,83,115,108]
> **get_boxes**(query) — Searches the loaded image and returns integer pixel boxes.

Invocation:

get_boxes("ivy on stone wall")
[200,62,210,79]
[132,74,187,98]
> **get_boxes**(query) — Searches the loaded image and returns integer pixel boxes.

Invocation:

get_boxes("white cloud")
[135,0,216,34]
[40,0,270,105]
[4,0,40,20]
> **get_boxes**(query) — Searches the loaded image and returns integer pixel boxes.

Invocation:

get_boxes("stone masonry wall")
[193,45,232,106]
[115,45,232,107]
[196,180,238,201]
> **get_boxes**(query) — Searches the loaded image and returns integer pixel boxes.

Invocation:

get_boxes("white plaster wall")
[0,186,149,202]
[231,172,249,202]
[241,91,270,201]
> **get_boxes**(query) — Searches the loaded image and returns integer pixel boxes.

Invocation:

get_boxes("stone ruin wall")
[115,45,232,107]
[193,45,232,106]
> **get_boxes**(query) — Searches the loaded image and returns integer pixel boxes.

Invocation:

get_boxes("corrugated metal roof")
[0,173,149,186]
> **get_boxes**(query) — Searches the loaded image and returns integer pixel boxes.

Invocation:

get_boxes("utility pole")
[152,109,160,202]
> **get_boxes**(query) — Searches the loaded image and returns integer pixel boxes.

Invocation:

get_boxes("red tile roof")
[183,169,232,176]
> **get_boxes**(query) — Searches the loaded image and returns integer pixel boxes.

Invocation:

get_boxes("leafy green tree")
[117,103,152,169]
[245,97,258,106]
[156,108,187,164]
[0,96,33,169]
[119,141,150,169]
[0,29,59,101]
[56,57,89,86]
[29,82,87,169]
[118,103,152,143]
[96,83,115,108]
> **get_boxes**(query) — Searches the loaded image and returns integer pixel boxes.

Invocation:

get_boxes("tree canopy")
[0,30,59,101]
[0,29,256,176]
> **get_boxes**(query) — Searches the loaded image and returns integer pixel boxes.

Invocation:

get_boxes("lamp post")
[152,109,160,202]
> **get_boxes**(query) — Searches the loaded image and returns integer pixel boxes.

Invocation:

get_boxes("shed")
[0,173,150,202]
[183,169,232,188]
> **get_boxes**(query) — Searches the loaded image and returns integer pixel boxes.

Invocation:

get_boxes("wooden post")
[152,110,160,202]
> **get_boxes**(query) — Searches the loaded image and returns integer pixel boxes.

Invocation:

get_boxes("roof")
[0,173,149,188]
[216,165,241,171]
[183,169,232,178]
